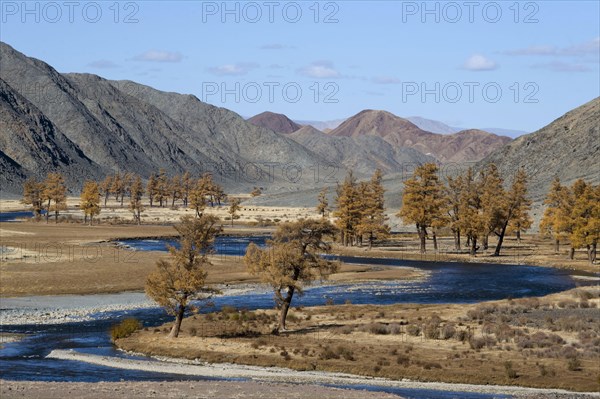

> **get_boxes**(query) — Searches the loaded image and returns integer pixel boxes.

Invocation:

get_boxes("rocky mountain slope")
[0,42,331,196]
[477,97,600,202]
[328,110,512,163]
[289,125,434,176]
[247,111,302,134]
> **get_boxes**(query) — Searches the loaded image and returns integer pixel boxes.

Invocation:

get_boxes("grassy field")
[117,288,600,392]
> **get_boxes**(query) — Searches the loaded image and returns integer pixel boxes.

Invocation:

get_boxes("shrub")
[369,323,390,335]
[504,361,518,379]
[110,318,142,341]
[396,354,410,366]
[336,345,355,361]
[441,324,456,340]
[319,346,340,360]
[568,357,582,371]
[406,324,421,336]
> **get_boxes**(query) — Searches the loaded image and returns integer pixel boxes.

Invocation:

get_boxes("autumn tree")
[170,175,182,207]
[316,187,329,218]
[43,172,67,223]
[156,169,169,207]
[540,178,572,253]
[479,164,506,250]
[145,216,222,338]
[22,177,45,220]
[181,171,192,207]
[228,197,241,226]
[146,174,158,207]
[493,168,532,256]
[398,163,447,253]
[129,175,144,225]
[79,180,101,226]
[445,175,465,251]
[356,169,390,249]
[99,175,113,206]
[111,172,126,207]
[189,178,208,217]
[333,171,361,246]
[458,168,486,256]
[570,182,599,264]
[244,219,339,333]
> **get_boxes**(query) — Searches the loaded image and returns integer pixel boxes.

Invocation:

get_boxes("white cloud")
[532,61,591,72]
[372,76,401,84]
[133,50,183,63]
[462,54,498,71]
[505,37,600,57]
[298,61,341,79]
[87,60,119,69]
[207,62,259,76]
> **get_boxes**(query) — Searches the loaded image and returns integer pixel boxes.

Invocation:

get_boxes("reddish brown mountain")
[328,110,511,162]
[247,111,302,134]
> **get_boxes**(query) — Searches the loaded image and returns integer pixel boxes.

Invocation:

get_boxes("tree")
[189,178,208,217]
[316,187,329,218]
[355,169,390,249]
[99,175,113,206]
[493,168,531,256]
[458,168,486,256]
[570,182,599,264]
[129,175,144,225]
[79,180,101,226]
[146,174,158,207]
[445,175,465,251]
[228,198,241,226]
[397,163,447,253]
[540,177,571,253]
[43,172,67,223]
[145,216,222,338]
[111,172,126,207]
[479,164,506,251]
[244,219,339,333]
[333,171,361,246]
[156,169,169,207]
[181,171,192,207]
[22,177,45,220]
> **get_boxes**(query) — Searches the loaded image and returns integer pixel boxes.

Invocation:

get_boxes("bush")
[407,324,421,336]
[110,318,142,341]
[568,357,582,371]
[441,324,456,340]
[504,361,518,379]
[396,354,410,366]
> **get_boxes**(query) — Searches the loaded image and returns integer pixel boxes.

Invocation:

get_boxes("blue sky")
[2,1,599,132]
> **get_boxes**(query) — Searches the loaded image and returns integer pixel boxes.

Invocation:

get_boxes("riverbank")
[117,288,600,392]
[0,379,401,399]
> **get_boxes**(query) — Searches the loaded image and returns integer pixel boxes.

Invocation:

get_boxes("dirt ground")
[118,288,600,393]
[0,380,401,399]
[0,221,422,297]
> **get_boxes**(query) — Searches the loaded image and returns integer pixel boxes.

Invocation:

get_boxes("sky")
[2,1,599,133]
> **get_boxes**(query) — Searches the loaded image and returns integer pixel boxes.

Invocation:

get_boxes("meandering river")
[1,226,597,398]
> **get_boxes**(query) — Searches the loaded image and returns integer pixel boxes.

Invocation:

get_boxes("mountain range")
[0,41,597,211]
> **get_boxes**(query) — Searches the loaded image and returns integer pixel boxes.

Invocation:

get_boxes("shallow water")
[1,234,594,398]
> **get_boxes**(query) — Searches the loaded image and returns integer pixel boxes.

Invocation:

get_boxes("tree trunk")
[569,246,575,260]
[433,231,438,251]
[89,215,93,226]
[137,209,141,225]
[587,245,593,264]
[482,234,489,250]
[54,209,59,224]
[470,236,477,256]
[120,195,124,207]
[104,194,108,206]
[453,229,461,251]
[418,225,427,254]
[591,241,597,263]
[516,230,521,242]
[466,235,471,248]
[369,232,374,250]
[168,303,185,338]
[46,199,51,223]
[278,286,295,332]
[494,221,509,256]
[554,239,559,253]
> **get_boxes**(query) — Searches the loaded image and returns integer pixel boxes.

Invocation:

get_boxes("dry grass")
[118,288,600,392]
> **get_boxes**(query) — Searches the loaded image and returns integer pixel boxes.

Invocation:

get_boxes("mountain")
[289,125,435,176]
[328,110,512,163]
[406,116,459,134]
[0,42,331,196]
[479,127,528,138]
[293,118,346,132]
[478,97,600,203]
[247,111,302,134]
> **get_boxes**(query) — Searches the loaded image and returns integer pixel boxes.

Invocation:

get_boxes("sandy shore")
[44,350,599,398]
[0,379,401,399]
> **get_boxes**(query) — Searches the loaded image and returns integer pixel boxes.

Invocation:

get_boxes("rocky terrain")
[247,111,302,134]
[477,96,600,202]
[328,110,512,163]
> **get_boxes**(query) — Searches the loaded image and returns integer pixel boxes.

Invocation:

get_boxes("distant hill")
[406,116,459,134]
[328,110,511,163]
[289,125,435,176]
[477,97,600,203]
[293,118,346,132]
[247,111,302,134]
